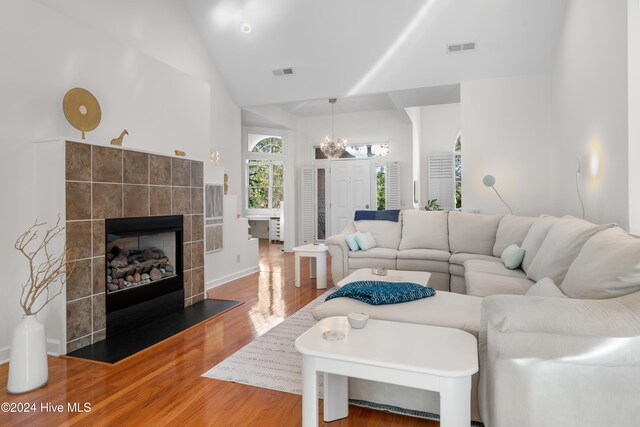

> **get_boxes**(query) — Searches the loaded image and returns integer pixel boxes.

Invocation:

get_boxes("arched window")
[454,134,462,209]
[246,134,284,211]
[251,137,282,154]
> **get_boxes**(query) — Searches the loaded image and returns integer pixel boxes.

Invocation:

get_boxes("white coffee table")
[295,316,478,427]
[293,243,328,289]
[336,268,431,289]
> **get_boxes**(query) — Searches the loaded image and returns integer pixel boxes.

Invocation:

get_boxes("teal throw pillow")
[345,232,361,251]
[355,231,377,251]
[501,244,526,269]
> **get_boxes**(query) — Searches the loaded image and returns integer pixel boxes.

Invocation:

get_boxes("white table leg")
[301,356,318,427]
[323,373,348,422]
[316,253,327,289]
[295,252,301,288]
[309,255,317,279]
[440,376,471,427]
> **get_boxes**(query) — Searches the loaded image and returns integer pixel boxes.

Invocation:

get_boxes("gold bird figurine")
[174,150,186,157]
[110,129,128,146]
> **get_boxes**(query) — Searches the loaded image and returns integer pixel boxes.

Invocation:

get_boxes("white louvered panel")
[386,161,401,209]
[428,153,455,210]
[300,167,315,243]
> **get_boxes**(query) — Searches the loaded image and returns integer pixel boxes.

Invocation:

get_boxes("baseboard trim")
[0,346,10,365]
[0,339,62,365]
[205,265,260,290]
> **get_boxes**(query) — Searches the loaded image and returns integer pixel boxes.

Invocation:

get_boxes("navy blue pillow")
[326,281,436,305]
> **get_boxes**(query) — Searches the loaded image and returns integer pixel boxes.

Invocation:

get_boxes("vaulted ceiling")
[186,0,568,108]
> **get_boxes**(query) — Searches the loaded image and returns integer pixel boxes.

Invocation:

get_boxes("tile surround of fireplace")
[65,141,205,353]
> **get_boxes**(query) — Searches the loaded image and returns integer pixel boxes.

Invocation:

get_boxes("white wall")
[551,0,629,229]
[461,75,554,216]
[0,0,249,361]
[628,0,640,233]
[294,109,413,243]
[419,103,461,206]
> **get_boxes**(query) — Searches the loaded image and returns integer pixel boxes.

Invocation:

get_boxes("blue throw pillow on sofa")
[326,281,436,305]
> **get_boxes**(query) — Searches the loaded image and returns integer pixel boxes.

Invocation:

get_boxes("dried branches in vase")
[14,215,74,315]
[8,215,74,394]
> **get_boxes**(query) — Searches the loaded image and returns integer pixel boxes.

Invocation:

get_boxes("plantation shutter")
[428,153,455,210]
[386,161,401,209]
[300,166,315,243]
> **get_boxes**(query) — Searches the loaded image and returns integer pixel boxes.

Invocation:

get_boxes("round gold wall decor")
[62,88,101,139]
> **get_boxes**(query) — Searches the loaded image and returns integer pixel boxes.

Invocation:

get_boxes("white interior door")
[330,159,371,235]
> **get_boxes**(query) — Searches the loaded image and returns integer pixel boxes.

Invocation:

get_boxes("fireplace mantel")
[33,138,205,354]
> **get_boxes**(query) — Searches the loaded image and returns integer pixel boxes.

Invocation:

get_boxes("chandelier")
[320,98,346,159]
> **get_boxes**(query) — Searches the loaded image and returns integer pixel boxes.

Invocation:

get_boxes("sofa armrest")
[482,291,640,338]
[479,292,640,426]
[325,222,356,284]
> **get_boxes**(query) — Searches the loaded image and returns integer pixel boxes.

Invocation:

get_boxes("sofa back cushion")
[520,216,558,273]
[493,215,537,257]
[560,227,640,299]
[399,210,449,251]
[526,216,612,284]
[448,211,503,256]
[354,214,403,249]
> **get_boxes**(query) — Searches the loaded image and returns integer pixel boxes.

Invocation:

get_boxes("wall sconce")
[210,150,220,166]
[589,150,600,177]
[483,174,513,214]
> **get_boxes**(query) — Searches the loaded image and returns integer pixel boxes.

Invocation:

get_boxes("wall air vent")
[272,67,294,76]
[447,42,476,53]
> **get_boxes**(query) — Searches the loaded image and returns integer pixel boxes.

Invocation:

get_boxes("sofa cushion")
[450,253,502,266]
[520,216,558,273]
[355,217,402,249]
[313,290,483,338]
[449,253,501,277]
[464,259,528,279]
[561,227,640,299]
[526,216,612,284]
[465,271,534,297]
[448,211,503,256]
[349,248,398,260]
[492,215,537,256]
[526,277,567,298]
[397,249,450,262]
[397,259,450,274]
[399,210,449,251]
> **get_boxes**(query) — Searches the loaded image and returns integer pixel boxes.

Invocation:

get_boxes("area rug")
[202,290,482,425]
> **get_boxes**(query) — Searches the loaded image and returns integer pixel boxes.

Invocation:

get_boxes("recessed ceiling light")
[240,23,252,34]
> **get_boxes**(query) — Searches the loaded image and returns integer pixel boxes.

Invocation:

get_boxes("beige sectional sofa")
[320,210,640,426]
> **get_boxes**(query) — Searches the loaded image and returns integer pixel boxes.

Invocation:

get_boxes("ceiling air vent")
[272,67,294,76]
[447,42,476,53]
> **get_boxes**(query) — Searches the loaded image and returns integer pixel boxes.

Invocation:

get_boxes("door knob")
[365,204,370,209]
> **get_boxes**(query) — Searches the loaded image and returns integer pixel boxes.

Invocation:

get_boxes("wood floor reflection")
[0,240,437,426]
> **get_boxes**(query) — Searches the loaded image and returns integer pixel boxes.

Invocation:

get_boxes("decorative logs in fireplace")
[106,245,176,293]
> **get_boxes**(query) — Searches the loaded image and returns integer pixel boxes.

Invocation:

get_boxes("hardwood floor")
[0,240,437,426]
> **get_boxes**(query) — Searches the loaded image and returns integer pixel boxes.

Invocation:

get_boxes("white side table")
[295,317,478,427]
[293,244,328,289]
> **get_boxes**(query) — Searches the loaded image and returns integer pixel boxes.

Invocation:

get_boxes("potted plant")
[425,198,442,211]
[7,216,73,394]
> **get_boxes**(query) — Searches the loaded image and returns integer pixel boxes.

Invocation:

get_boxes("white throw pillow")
[561,227,640,299]
[525,216,611,284]
[526,277,568,298]
[355,231,377,251]
[501,244,525,270]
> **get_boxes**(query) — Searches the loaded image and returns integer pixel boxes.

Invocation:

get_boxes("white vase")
[7,314,48,394]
